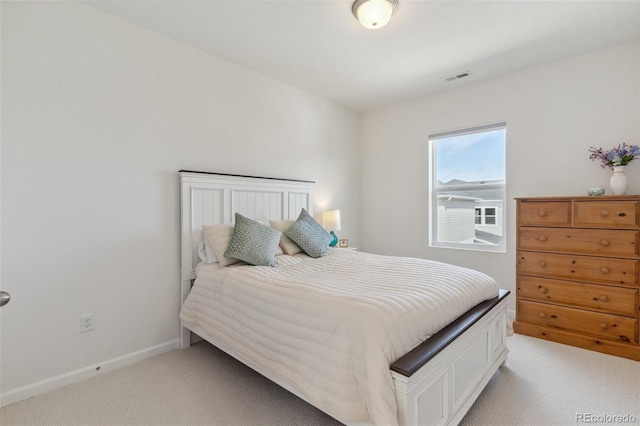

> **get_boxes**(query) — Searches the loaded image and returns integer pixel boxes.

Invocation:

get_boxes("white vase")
[609,166,627,195]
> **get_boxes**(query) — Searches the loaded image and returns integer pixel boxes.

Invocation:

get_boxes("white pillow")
[275,243,284,256]
[197,232,217,264]
[269,219,303,255]
[202,224,239,267]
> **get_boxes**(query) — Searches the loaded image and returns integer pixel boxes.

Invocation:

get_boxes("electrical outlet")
[80,314,94,332]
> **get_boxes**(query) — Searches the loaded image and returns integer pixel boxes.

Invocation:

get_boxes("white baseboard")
[0,339,181,408]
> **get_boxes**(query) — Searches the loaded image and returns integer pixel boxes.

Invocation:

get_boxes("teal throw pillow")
[224,213,282,267]
[284,208,332,258]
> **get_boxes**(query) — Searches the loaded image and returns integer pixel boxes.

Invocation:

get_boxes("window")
[475,207,497,225]
[429,122,506,252]
[484,208,497,225]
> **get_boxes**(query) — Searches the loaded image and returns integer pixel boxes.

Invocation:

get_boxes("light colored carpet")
[459,334,639,426]
[1,334,638,425]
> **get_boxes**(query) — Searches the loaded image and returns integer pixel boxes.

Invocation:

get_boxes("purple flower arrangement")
[589,143,640,169]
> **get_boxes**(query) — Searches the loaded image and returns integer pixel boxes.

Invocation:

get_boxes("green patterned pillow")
[224,213,282,267]
[284,208,332,258]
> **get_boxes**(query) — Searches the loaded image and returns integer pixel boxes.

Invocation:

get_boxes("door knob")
[0,291,10,307]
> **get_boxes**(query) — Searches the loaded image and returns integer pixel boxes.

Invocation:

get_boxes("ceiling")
[86,0,640,111]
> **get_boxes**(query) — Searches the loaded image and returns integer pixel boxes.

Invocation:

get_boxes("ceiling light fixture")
[352,0,398,30]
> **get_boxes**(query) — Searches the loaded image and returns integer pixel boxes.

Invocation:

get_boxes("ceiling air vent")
[445,72,471,82]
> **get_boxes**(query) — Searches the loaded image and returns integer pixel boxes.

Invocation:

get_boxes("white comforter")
[180,248,498,425]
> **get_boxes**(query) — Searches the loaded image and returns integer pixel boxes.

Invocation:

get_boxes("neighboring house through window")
[428,122,506,252]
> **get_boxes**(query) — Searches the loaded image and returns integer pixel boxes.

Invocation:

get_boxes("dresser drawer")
[517,251,639,287]
[517,276,639,316]
[574,200,639,228]
[518,201,571,226]
[518,300,638,344]
[518,227,638,257]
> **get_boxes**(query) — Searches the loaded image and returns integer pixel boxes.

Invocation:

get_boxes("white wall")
[0,2,359,402]
[359,41,640,305]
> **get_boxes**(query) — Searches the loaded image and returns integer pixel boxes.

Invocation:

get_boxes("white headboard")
[179,170,314,286]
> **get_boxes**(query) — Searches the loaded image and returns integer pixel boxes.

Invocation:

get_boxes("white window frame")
[428,121,507,252]
[477,207,498,226]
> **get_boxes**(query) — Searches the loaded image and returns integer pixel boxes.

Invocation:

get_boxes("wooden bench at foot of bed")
[390,289,510,426]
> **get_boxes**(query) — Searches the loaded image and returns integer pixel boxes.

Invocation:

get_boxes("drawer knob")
[600,323,608,330]
[538,261,547,268]
[538,210,547,217]
[539,312,546,318]
[538,236,547,242]
[599,295,609,302]
[599,240,610,247]
[600,210,609,217]
[539,286,548,294]
[600,267,609,274]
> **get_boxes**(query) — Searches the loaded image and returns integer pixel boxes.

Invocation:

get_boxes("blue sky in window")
[435,128,506,183]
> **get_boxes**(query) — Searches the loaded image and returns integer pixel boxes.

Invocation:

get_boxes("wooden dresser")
[515,196,640,361]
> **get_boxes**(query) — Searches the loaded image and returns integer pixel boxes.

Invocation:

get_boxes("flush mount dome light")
[352,0,398,30]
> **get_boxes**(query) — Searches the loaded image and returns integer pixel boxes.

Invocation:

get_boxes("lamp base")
[329,231,338,247]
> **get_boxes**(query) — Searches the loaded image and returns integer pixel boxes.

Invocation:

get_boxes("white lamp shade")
[353,0,397,30]
[323,210,342,232]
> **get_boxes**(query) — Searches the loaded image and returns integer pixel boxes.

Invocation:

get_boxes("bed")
[179,170,509,426]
